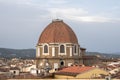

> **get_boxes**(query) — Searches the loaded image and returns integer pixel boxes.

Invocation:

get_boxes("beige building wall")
[9,70,20,75]
[7,78,120,80]
[54,68,109,79]
[54,75,75,79]
[76,68,109,79]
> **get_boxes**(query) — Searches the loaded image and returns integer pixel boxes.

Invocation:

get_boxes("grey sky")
[0,0,120,53]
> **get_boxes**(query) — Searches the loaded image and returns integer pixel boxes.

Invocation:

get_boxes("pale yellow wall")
[54,68,109,79]
[7,79,120,80]
[76,68,109,79]
[55,74,75,79]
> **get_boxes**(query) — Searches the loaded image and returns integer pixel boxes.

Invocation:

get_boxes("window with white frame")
[60,45,65,53]
[59,44,66,55]
[44,45,48,53]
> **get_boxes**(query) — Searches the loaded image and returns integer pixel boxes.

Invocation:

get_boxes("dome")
[38,19,78,44]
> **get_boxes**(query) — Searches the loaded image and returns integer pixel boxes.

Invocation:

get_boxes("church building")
[36,19,86,70]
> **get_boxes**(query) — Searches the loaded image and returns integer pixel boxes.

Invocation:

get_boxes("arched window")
[60,45,65,53]
[44,45,48,53]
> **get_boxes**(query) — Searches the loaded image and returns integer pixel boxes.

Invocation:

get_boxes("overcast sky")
[0,0,120,53]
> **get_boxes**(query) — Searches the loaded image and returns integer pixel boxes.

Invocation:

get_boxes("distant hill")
[0,48,36,59]
[0,48,120,59]
[86,52,120,59]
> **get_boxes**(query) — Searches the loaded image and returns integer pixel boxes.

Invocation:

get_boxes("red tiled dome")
[38,19,78,44]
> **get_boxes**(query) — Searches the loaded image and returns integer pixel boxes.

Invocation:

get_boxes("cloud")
[67,16,112,23]
[47,8,116,23]
[49,0,67,4]
[47,8,86,19]
[0,0,32,5]
[1,0,120,23]
[0,0,67,8]
[49,8,87,16]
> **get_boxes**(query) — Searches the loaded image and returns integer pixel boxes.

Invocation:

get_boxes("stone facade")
[36,19,86,69]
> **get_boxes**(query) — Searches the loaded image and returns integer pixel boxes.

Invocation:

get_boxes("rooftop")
[57,66,94,74]
[38,19,78,44]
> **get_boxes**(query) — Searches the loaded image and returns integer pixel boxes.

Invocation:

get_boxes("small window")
[60,45,65,53]
[36,70,38,74]
[60,60,64,67]
[61,61,64,66]
[13,71,16,74]
[44,45,48,53]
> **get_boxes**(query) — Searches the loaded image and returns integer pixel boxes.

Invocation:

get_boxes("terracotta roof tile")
[58,66,94,74]
[38,19,78,44]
